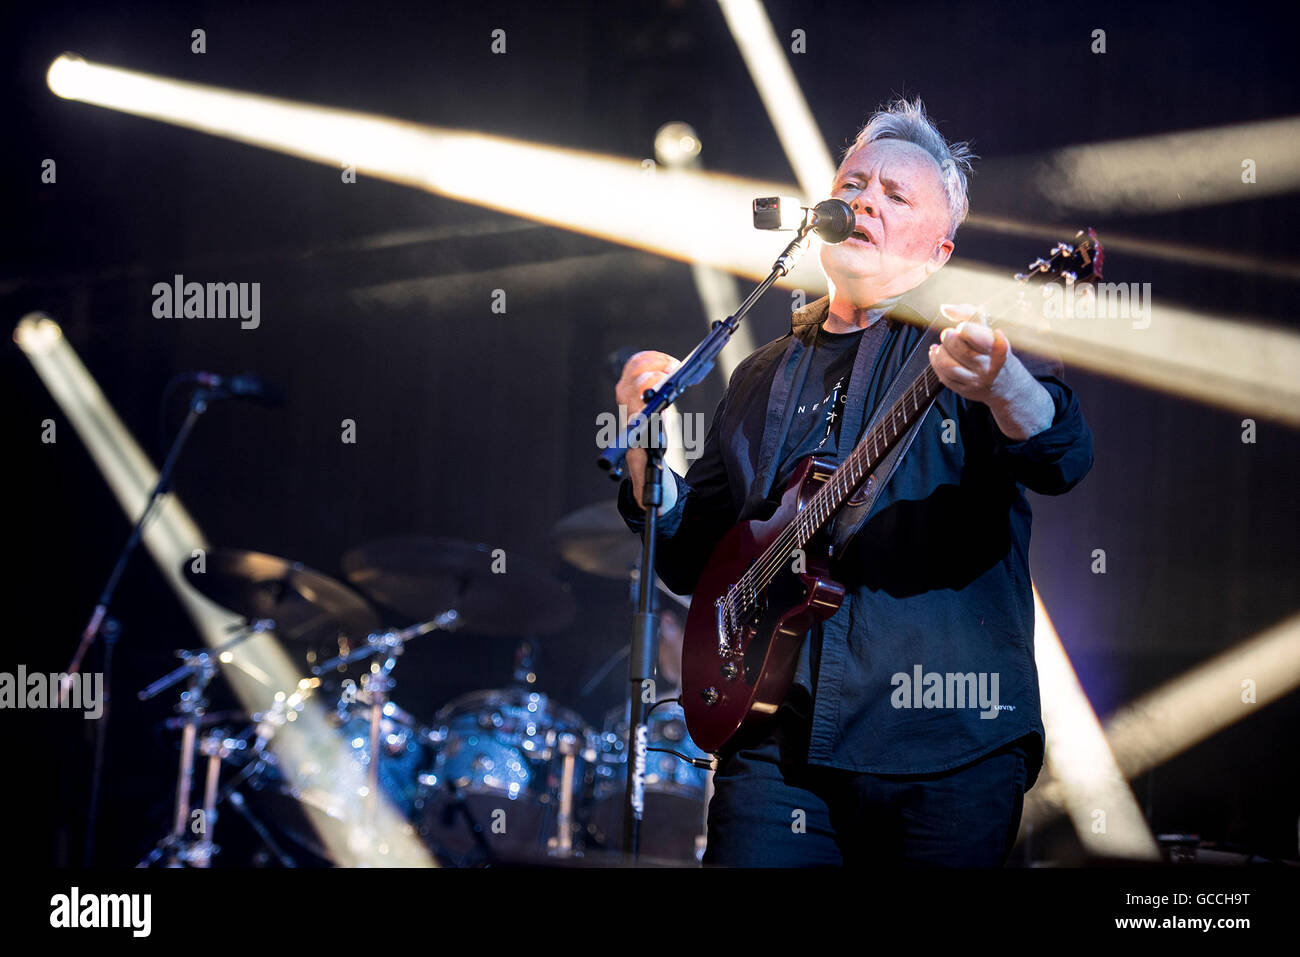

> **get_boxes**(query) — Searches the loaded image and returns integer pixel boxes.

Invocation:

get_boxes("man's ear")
[926,238,955,274]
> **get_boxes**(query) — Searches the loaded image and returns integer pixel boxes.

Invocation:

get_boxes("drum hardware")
[160,709,247,731]
[578,643,629,698]
[548,732,580,857]
[309,610,460,675]
[245,671,426,852]
[221,672,436,865]
[197,727,301,867]
[228,679,386,863]
[224,790,297,867]
[304,611,459,840]
[136,620,268,867]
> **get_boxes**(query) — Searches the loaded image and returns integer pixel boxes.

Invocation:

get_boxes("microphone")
[186,371,285,407]
[752,196,856,243]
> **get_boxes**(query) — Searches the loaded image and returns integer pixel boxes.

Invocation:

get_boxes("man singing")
[615,98,1093,866]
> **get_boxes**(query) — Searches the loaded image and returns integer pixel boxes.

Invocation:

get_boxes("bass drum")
[588,700,712,863]
[415,688,596,865]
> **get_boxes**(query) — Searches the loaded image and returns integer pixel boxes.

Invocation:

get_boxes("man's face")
[818,138,954,297]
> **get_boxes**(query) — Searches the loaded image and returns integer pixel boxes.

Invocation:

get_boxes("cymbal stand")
[136,621,266,867]
[310,610,460,676]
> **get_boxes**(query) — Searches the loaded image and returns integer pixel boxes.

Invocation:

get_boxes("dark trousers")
[702,699,1030,867]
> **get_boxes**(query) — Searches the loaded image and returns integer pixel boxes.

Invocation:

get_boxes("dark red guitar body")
[680,456,846,753]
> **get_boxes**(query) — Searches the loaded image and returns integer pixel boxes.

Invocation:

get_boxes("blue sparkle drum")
[415,687,596,863]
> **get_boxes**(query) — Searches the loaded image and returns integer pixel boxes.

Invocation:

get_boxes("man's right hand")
[615,350,681,511]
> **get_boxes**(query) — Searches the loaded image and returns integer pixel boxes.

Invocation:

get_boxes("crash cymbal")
[341,537,576,637]
[184,548,379,646]
[552,502,691,610]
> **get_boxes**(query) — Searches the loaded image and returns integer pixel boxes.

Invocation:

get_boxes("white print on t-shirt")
[795,378,849,449]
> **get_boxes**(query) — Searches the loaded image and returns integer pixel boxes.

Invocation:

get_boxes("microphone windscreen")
[813,198,855,243]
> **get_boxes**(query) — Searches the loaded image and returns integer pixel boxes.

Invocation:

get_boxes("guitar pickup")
[715,595,733,656]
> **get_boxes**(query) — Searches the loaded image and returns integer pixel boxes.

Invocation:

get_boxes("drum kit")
[136,504,714,867]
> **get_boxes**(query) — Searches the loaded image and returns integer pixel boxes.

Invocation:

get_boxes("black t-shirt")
[775,324,865,481]
[784,318,889,695]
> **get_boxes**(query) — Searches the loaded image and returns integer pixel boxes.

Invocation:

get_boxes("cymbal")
[552,501,639,579]
[552,502,691,610]
[184,548,379,645]
[341,537,576,637]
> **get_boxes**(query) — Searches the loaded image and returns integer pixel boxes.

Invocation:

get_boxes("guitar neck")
[791,363,943,547]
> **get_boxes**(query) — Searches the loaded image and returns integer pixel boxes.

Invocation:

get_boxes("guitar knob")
[721,661,739,681]
[701,687,720,706]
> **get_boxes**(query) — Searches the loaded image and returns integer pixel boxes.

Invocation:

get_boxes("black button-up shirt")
[618,290,1094,789]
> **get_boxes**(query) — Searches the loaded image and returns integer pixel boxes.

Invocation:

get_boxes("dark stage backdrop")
[2,0,1297,866]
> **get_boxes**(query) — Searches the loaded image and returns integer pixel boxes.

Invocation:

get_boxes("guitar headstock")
[1014,228,1104,288]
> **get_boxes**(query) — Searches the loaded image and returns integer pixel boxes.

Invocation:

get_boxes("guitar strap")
[828,317,943,558]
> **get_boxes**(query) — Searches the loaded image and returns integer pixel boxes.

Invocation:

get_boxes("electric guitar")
[680,231,1103,753]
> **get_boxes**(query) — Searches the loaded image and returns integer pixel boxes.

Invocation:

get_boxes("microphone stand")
[597,217,818,862]
[68,387,213,866]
